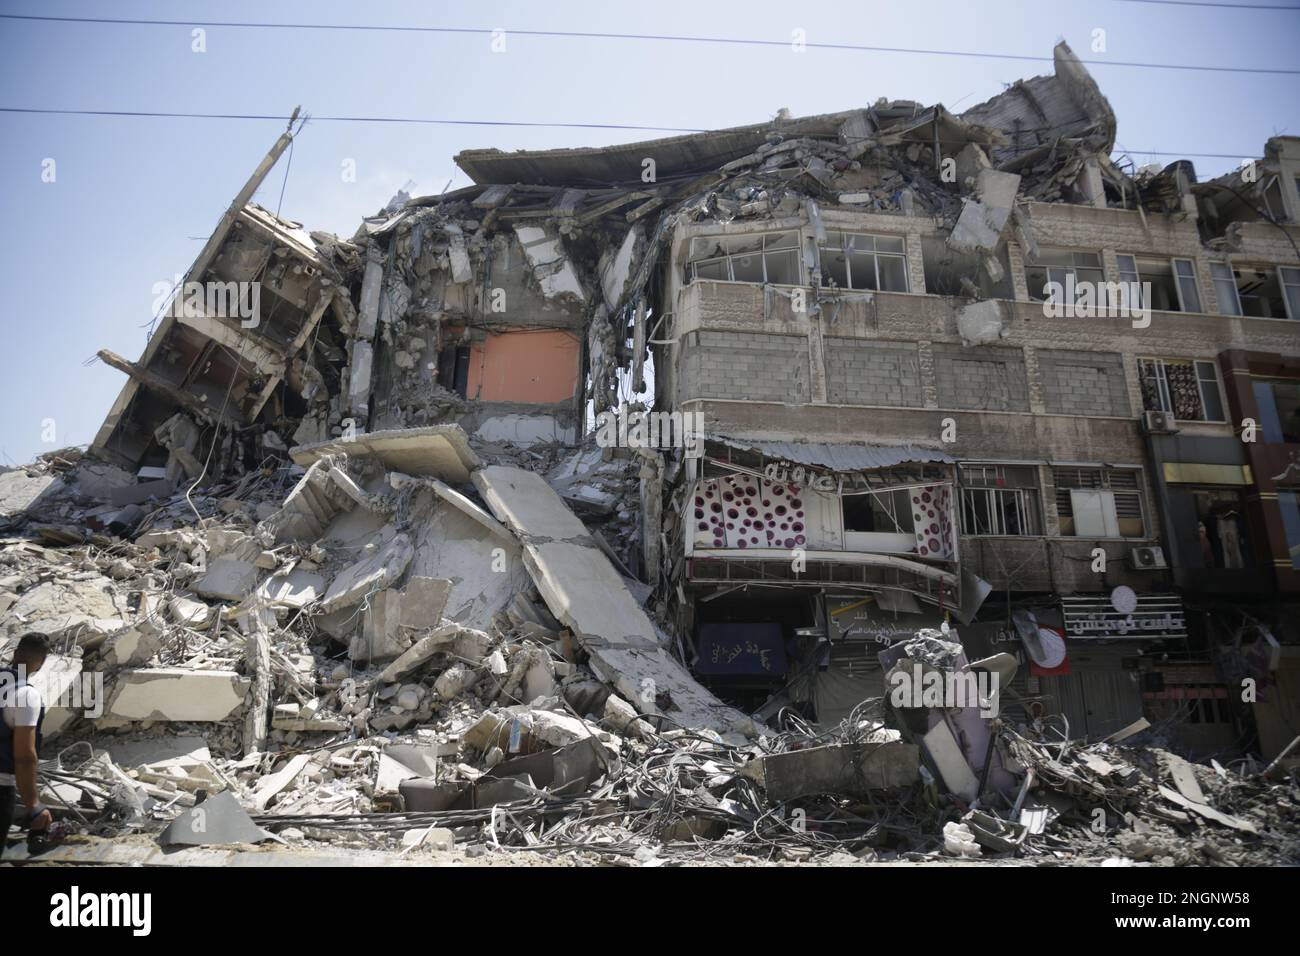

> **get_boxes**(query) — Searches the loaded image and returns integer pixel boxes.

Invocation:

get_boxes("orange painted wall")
[466,329,581,404]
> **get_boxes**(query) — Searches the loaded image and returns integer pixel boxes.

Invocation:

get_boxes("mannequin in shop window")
[1216,508,1245,568]
[1198,521,1216,568]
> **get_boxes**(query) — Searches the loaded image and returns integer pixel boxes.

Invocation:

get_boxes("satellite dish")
[1111,585,1138,615]
[1023,625,1067,669]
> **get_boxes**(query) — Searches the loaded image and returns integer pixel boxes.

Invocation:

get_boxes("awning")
[710,434,955,472]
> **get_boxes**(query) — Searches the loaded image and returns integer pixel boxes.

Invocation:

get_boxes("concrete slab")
[108,736,212,771]
[105,668,250,722]
[102,621,164,667]
[403,486,527,631]
[525,541,655,646]
[417,477,513,541]
[251,753,310,810]
[193,557,259,602]
[470,465,759,740]
[378,624,461,683]
[351,588,411,663]
[291,425,481,482]
[745,741,920,800]
[319,532,414,613]
[399,576,452,628]
[257,567,327,609]
[0,471,60,515]
[472,465,589,541]
[109,478,175,507]
[474,415,576,446]
[169,595,212,627]
[2,575,130,643]
[922,719,980,801]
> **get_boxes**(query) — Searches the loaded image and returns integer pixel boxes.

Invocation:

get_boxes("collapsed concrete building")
[2,41,1299,864]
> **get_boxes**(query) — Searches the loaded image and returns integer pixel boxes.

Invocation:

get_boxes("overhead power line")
[0,107,699,134]
[0,106,1264,162]
[0,13,1296,75]
[1114,0,1299,9]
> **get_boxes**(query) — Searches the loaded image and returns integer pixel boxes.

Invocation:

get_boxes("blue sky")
[0,0,1296,467]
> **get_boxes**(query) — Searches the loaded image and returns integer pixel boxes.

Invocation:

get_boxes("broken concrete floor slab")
[471,464,758,740]
[257,567,327,610]
[744,740,920,801]
[291,425,481,483]
[319,531,414,613]
[104,668,250,722]
[192,556,259,602]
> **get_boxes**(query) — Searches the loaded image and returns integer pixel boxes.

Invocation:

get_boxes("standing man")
[0,632,52,858]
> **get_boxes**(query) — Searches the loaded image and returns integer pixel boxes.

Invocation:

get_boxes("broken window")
[1252,378,1300,443]
[841,488,914,533]
[958,464,1042,535]
[920,238,1013,298]
[1115,255,1202,313]
[687,231,801,285]
[1138,358,1225,422]
[1228,264,1300,319]
[1025,249,1103,304]
[818,232,909,293]
[1053,466,1146,538]
[1210,262,1242,316]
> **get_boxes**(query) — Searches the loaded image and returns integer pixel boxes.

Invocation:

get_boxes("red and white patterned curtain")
[911,482,957,560]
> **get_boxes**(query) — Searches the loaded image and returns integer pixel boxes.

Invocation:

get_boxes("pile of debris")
[3,448,1296,864]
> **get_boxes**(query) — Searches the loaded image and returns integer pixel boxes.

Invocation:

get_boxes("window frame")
[1279,266,1300,320]
[817,231,910,293]
[686,230,803,286]
[1026,249,1104,304]
[1116,254,1203,313]
[958,464,1043,537]
[1052,465,1148,539]
[1211,262,1243,316]
[1137,357,1228,423]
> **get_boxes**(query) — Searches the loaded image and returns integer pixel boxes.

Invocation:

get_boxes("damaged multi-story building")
[89,41,1300,765]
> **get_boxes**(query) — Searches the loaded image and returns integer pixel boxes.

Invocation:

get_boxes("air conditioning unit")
[1141,410,1178,435]
[1128,546,1168,570]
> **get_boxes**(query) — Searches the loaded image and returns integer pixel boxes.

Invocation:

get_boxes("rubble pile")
[4,450,1296,864]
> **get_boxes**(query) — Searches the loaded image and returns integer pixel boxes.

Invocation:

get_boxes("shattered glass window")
[818,232,909,292]
[687,231,802,285]
[958,465,1042,536]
